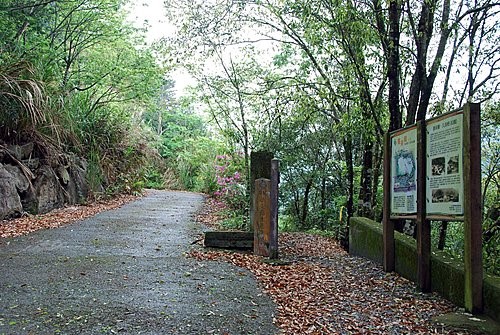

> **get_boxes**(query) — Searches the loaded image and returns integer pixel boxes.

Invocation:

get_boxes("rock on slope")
[0,143,89,219]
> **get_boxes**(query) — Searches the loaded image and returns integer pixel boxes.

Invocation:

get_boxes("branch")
[2,0,57,11]
[72,70,113,92]
[456,1,500,23]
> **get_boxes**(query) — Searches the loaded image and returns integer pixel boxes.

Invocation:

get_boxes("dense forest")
[0,0,498,275]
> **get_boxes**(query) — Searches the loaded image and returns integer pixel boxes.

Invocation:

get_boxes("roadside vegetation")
[0,0,162,196]
[1,0,498,276]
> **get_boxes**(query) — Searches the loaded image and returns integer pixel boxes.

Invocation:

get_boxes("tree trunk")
[371,142,383,221]
[236,85,251,198]
[301,179,313,228]
[320,176,327,230]
[437,221,448,250]
[293,190,300,222]
[157,111,162,135]
[388,0,402,131]
[358,140,374,218]
[406,0,435,124]
[341,135,354,250]
[441,23,463,107]
[467,10,480,100]
[407,0,451,123]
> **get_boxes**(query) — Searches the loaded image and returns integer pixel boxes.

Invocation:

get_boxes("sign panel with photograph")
[390,127,417,214]
[426,113,464,215]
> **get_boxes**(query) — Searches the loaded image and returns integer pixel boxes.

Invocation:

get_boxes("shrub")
[213,154,247,212]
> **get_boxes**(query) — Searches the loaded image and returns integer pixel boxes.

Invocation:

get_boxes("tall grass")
[0,61,46,139]
[0,60,165,197]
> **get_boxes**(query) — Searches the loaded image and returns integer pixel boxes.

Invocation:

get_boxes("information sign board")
[426,112,464,215]
[390,127,417,214]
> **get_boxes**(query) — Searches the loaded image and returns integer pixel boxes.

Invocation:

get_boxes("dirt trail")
[0,190,277,335]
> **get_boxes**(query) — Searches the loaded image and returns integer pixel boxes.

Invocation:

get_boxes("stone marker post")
[254,178,271,257]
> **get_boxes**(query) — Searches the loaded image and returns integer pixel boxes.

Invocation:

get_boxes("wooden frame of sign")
[382,103,482,313]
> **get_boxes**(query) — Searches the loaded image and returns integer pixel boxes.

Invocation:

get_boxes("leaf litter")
[0,194,138,239]
[0,194,475,334]
[191,200,475,335]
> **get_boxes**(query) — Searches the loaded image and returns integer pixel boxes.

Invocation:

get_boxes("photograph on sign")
[426,113,464,215]
[390,127,417,214]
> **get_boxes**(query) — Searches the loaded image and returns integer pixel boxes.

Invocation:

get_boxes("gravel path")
[0,190,278,335]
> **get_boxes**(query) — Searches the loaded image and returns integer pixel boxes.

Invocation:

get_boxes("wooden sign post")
[416,120,430,292]
[463,103,483,313]
[382,132,395,272]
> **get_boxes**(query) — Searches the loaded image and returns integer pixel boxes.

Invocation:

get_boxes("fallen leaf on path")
[0,194,138,239]
[191,200,469,335]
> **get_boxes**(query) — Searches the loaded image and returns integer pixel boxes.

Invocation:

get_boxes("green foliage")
[174,136,226,192]
[0,0,165,196]
[142,166,166,189]
[87,146,105,196]
[0,61,46,140]
[304,228,337,239]
[481,101,500,276]
[431,219,499,277]
[219,210,248,231]
[164,0,499,264]
[139,84,222,192]
[483,217,500,276]
[278,214,299,232]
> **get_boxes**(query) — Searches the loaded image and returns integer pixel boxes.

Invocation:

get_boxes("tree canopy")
[1,0,498,275]
[163,0,500,274]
